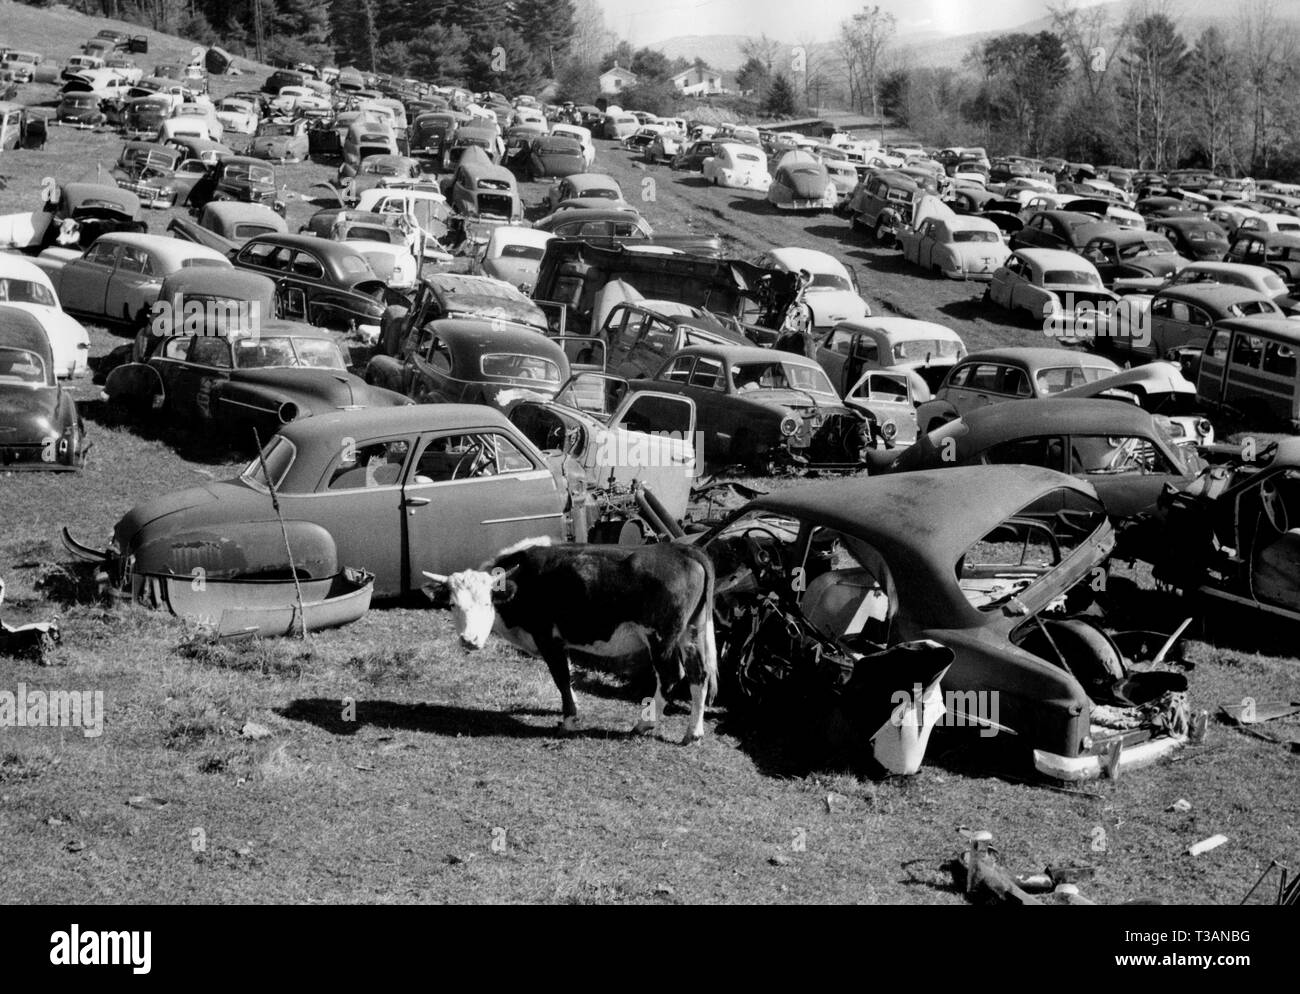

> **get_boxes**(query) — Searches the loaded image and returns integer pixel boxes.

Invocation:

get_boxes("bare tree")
[839,5,895,137]
[1049,0,1130,100]
[1237,0,1297,172]
[740,34,783,78]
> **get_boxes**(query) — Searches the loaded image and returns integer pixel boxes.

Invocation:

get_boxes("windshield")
[808,273,852,291]
[1120,236,1177,259]
[240,435,296,492]
[953,230,1000,243]
[730,360,836,396]
[498,244,544,260]
[0,278,57,307]
[480,353,560,383]
[224,163,273,184]
[231,336,346,369]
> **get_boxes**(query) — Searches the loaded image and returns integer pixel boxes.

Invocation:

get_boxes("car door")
[1067,432,1188,518]
[842,332,881,393]
[401,429,566,587]
[948,362,1005,416]
[814,326,851,390]
[605,389,698,509]
[59,240,118,315]
[164,334,232,421]
[104,243,159,323]
[286,248,328,323]
[286,435,414,597]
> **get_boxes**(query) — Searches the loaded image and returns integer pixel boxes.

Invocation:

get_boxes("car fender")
[915,398,957,431]
[364,354,405,391]
[104,361,165,409]
[210,379,305,427]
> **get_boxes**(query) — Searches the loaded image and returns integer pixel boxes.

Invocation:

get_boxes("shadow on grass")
[77,398,258,466]
[278,696,627,740]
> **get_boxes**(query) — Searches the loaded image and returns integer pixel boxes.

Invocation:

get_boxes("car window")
[411,432,534,483]
[689,357,724,390]
[1263,339,1297,377]
[1231,334,1265,370]
[1071,435,1176,475]
[999,366,1032,397]
[1035,364,1110,394]
[326,438,411,491]
[187,336,231,368]
[638,319,675,356]
[947,364,973,388]
[86,242,118,266]
[240,242,283,269]
[117,246,153,275]
[661,356,693,382]
[963,364,1001,392]
[983,436,1067,471]
[290,251,324,279]
[1203,329,1229,359]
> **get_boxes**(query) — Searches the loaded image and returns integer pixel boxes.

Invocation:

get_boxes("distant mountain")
[650,0,1300,73]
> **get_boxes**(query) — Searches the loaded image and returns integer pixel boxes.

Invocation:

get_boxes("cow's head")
[423,566,518,650]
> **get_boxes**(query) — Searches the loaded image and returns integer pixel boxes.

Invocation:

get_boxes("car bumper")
[1034,733,1186,782]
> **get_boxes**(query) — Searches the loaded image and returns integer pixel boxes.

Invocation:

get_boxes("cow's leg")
[684,679,707,745]
[538,639,580,733]
[632,671,667,736]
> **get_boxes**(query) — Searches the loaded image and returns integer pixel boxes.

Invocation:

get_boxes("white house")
[598,63,638,95]
[671,65,726,97]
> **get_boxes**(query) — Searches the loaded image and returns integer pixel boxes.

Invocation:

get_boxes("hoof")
[558,716,582,734]
[632,720,656,735]
[680,731,704,746]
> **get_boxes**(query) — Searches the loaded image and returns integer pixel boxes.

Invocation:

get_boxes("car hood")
[782,171,831,198]
[1122,254,1184,277]
[749,391,849,415]
[804,290,869,325]
[249,137,295,155]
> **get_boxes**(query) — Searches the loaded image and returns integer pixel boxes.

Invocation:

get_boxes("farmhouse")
[598,63,638,95]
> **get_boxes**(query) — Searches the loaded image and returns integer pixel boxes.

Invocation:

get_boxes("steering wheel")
[451,449,494,480]
[1261,478,1289,533]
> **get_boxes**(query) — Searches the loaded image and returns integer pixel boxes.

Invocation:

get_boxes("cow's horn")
[422,571,449,583]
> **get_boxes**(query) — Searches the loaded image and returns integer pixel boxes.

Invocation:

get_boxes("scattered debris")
[125,795,168,810]
[1187,834,1229,857]
[1219,700,1300,725]
[1168,798,1192,813]
[769,853,791,867]
[240,721,273,740]
[0,577,61,665]
[959,831,1111,904]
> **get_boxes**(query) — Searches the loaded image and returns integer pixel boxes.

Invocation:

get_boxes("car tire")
[61,424,81,468]
[874,219,892,246]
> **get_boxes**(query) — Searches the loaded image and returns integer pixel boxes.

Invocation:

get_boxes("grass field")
[0,5,1297,905]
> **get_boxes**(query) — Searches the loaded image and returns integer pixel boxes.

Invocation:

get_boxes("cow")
[424,537,718,743]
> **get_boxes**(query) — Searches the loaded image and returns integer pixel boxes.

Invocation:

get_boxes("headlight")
[880,420,898,440]
[1197,418,1213,437]
[779,414,799,437]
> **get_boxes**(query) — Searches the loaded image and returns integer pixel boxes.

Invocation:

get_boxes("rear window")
[1035,364,1113,394]
[1045,270,1102,286]
[953,230,1000,243]
[480,353,560,383]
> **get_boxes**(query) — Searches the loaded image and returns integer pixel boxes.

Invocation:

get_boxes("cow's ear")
[490,579,517,604]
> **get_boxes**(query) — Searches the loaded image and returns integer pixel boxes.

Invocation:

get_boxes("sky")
[596,0,1116,45]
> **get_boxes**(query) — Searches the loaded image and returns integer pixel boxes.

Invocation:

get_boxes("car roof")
[1014,247,1093,268]
[1154,283,1273,307]
[744,466,1092,569]
[766,247,849,275]
[673,344,816,365]
[281,404,517,447]
[429,318,563,359]
[243,232,369,260]
[960,347,1120,371]
[63,182,141,213]
[958,397,1158,438]
[158,267,276,295]
[203,201,284,222]
[93,232,230,262]
[1212,315,1300,343]
[832,317,963,342]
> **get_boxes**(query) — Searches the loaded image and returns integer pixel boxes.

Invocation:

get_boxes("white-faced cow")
[425,537,718,743]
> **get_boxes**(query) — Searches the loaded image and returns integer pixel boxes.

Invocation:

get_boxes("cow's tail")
[684,545,719,706]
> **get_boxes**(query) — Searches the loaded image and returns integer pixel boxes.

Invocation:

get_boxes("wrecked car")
[691,468,1194,780]
[530,238,801,340]
[0,304,86,470]
[887,398,1201,522]
[103,321,407,446]
[376,272,549,356]
[65,406,581,599]
[814,317,966,402]
[507,371,698,529]
[366,317,569,409]
[1153,437,1300,623]
[112,144,210,209]
[35,232,231,327]
[0,182,146,252]
[247,116,310,163]
[630,343,883,472]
